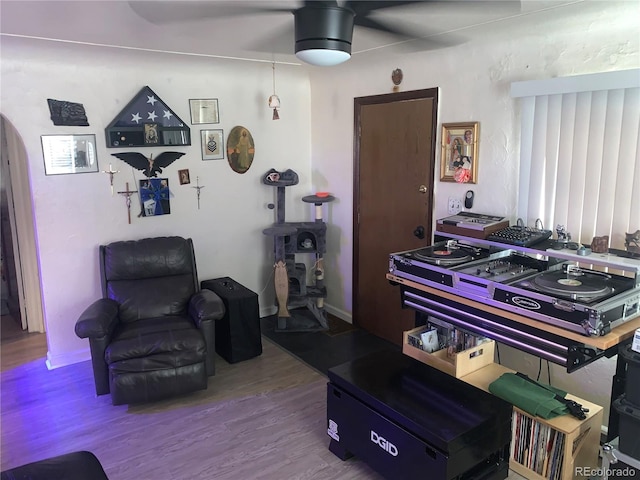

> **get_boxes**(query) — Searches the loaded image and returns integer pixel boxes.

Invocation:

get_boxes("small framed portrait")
[144,123,159,144]
[440,122,479,183]
[201,129,224,160]
[190,99,219,124]
[178,169,190,185]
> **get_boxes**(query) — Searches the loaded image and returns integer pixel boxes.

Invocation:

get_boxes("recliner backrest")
[100,236,198,323]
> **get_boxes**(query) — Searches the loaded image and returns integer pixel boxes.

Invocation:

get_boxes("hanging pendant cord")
[272,62,276,95]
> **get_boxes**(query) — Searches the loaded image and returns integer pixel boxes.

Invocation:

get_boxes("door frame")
[1,115,45,333]
[352,88,438,331]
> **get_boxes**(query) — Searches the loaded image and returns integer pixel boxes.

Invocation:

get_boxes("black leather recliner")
[75,236,225,405]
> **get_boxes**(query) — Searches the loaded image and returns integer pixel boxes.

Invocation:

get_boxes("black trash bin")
[201,277,262,363]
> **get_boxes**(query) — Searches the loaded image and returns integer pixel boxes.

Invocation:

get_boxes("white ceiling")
[0,1,632,67]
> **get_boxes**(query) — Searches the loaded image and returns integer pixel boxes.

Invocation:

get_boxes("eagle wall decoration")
[111,151,185,178]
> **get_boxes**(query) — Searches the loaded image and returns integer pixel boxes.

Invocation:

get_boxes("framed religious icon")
[190,99,219,124]
[201,129,224,160]
[226,126,255,174]
[41,134,98,175]
[178,169,190,185]
[440,122,479,184]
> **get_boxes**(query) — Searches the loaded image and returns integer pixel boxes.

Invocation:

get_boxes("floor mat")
[260,313,398,376]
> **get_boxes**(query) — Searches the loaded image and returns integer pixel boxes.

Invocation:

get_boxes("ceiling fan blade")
[347,0,521,16]
[353,15,465,52]
[345,1,425,16]
[128,1,294,25]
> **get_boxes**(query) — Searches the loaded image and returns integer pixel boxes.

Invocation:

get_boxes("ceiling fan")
[129,1,520,67]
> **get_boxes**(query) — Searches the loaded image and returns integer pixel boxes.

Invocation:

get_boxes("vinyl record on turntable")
[414,247,472,266]
[532,270,611,299]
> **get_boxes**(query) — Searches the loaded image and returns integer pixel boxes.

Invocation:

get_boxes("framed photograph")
[440,122,479,183]
[41,134,98,175]
[178,169,191,185]
[190,99,219,124]
[201,129,224,160]
[143,123,159,144]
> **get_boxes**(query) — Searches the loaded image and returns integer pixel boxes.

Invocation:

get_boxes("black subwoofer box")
[201,277,262,363]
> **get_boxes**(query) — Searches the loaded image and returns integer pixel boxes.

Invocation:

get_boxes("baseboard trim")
[258,303,352,324]
[46,348,89,370]
[324,304,352,324]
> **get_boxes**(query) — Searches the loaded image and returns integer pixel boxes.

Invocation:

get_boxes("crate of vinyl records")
[402,316,495,378]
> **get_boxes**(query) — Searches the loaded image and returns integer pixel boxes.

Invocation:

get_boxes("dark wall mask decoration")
[47,99,89,126]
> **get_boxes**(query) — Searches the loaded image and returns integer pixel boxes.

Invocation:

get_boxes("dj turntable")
[410,243,488,266]
[516,265,632,304]
[390,240,491,288]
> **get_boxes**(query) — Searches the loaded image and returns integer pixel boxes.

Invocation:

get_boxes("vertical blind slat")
[554,93,577,232]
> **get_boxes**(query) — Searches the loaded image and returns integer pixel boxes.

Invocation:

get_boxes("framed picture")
[144,123,159,144]
[139,178,170,216]
[440,122,479,183]
[226,125,255,174]
[178,169,191,185]
[190,99,219,124]
[41,134,98,175]
[201,129,224,160]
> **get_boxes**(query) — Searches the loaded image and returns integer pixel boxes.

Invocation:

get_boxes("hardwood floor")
[1,317,526,479]
[1,314,47,372]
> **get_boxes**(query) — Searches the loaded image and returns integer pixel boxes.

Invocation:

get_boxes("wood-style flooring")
[0,314,526,479]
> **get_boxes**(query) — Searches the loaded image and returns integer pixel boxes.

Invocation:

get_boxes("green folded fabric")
[488,373,569,419]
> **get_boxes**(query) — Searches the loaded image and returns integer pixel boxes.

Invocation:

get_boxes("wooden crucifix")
[117,182,138,224]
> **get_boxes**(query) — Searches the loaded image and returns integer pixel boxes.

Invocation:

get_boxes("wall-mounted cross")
[102,163,120,195]
[117,182,138,224]
[191,176,205,210]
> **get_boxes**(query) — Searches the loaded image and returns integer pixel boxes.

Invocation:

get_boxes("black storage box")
[613,395,640,460]
[621,344,640,406]
[201,277,262,363]
[327,349,512,480]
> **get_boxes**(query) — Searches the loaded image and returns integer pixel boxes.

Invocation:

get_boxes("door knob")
[418,185,428,194]
[413,226,425,239]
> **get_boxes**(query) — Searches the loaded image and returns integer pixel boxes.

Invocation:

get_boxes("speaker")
[201,277,262,364]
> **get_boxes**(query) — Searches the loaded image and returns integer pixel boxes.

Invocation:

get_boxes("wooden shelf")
[461,363,603,480]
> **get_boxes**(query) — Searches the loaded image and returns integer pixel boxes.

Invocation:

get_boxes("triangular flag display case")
[106,86,190,148]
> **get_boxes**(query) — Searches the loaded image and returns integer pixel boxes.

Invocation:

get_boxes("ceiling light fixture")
[294,6,354,67]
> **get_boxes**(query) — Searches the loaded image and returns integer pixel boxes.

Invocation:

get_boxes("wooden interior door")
[353,89,437,345]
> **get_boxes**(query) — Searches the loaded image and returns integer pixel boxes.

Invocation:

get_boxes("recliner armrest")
[75,298,120,339]
[189,289,225,327]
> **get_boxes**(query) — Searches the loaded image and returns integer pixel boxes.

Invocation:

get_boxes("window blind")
[512,69,640,250]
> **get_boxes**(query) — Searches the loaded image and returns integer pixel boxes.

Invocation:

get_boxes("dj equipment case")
[201,277,262,363]
[327,350,512,480]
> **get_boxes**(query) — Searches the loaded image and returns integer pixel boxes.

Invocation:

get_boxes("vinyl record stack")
[609,343,640,478]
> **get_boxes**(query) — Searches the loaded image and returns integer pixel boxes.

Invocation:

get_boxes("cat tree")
[262,168,335,332]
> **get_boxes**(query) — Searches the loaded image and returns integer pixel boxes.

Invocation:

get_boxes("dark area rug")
[260,313,399,376]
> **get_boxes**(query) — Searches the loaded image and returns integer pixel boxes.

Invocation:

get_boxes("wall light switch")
[448,197,462,215]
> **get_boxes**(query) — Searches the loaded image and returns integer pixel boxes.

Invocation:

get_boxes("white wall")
[308,2,639,425]
[1,37,312,368]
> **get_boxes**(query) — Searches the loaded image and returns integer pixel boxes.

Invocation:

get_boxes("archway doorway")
[0,114,45,335]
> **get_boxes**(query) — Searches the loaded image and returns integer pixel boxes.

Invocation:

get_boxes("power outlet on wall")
[448,197,463,215]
